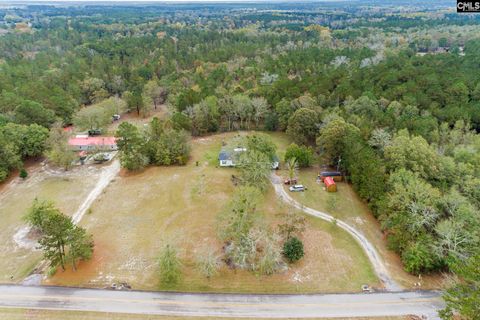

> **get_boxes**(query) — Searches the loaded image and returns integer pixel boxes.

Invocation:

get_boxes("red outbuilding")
[324,176,337,192]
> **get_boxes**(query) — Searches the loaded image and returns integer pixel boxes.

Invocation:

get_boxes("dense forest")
[0,2,479,313]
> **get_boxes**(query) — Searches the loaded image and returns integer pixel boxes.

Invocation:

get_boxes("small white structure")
[219,147,279,169]
[218,147,245,167]
[271,156,279,170]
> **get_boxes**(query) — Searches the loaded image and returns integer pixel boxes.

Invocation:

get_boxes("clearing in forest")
[43,132,378,293]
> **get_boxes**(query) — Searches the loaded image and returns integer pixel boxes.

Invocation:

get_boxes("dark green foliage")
[116,117,190,170]
[237,150,271,191]
[116,122,148,170]
[0,123,49,181]
[1,123,49,158]
[286,108,320,145]
[189,96,220,136]
[263,111,278,131]
[149,127,190,166]
[0,130,21,181]
[282,237,304,263]
[19,168,28,179]
[401,236,441,274]
[171,112,192,131]
[67,225,94,272]
[440,250,480,320]
[14,100,56,128]
[24,199,94,271]
[284,143,314,168]
[244,134,277,163]
[158,244,182,286]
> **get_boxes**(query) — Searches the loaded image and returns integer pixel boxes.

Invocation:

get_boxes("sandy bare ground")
[12,160,120,250]
[45,132,378,293]
[0,159,121,284]
[271,173,401,292]
[72,160,120,224]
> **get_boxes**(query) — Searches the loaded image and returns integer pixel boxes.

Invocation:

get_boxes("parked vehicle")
[112,114,121,121]
[93,153,110,163]
[284,178,298,185]
[88,129,102,136]
[361,284,373,293]
[289,184,306,192]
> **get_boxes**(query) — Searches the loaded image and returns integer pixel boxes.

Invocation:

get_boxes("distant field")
[285,168,443,290]
[0,308,407,320]
[43,131,378,293]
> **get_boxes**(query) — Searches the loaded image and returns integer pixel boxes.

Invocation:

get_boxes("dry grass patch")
[282,167,444,290]
[0,308,407,320]
[46,132,378,293]
[0,164,101,282]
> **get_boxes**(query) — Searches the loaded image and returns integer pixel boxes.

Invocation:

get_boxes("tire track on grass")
[271,174,401,291]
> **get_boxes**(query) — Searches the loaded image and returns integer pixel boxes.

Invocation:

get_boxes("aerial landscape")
[0,0,478,319]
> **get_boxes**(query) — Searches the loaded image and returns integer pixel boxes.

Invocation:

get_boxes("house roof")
[218,151,231,161]
[68,136,117,147]
[324,176,336,187]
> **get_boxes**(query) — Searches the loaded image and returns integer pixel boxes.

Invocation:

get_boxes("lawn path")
[271,174,401,292]
[72,159,120,224]
[18,159,120,284]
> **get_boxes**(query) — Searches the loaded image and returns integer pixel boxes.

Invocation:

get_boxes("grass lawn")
[106,104,167,135]
[0,164,101,283]
[0,308,407,320]
[281,167,443,290]
[45,131,378,293]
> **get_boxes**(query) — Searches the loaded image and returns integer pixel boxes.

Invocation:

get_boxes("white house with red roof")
[68,135,117,151]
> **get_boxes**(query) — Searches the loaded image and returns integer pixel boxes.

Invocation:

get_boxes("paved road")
[0,285,444,319]
[271,175,401,291]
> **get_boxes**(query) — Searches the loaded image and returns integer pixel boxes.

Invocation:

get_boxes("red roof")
[324,176,336,188]
[68,136,117,147]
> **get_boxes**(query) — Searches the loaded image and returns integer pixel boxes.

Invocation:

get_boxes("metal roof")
[68,136,117,146]
[218,151,231,161]
[324,176,336,187]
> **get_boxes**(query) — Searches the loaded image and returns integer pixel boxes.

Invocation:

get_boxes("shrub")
[47,266,57,277]
[158,244,182,285]
[402,239,440,275]
[284,143,314,168]
[19,168,28,179]
[282,237,304,263]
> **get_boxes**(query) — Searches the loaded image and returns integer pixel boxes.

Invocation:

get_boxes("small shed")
[324,176,337,192]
